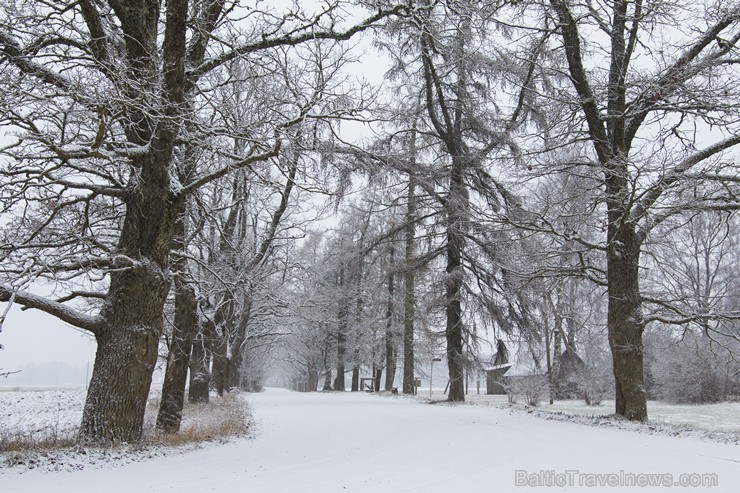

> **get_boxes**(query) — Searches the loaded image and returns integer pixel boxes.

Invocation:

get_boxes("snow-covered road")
[4,388,739,492]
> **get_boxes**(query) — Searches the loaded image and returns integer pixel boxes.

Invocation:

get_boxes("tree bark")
[402,174,417,395]
[384,245,397,391]
[156,212,198,433]
[82,285,166,442]
[225,295,253,391]
[351,365,360,392]
[307,363,319,392]
[211,331,228,396]
[322,335,333,391]
[78,0,192,441]
[607,224,647,420]
[445,156,466,402]
[374,367,383,392]
[335,266,348,391]
[335,323,346,391]
[156,280,197,433]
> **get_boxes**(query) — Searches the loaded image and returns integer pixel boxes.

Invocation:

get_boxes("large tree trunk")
[80,93,178,443]
[156,238,198,432]
[307,363,319,392]
[351,365,360,392]
[79,0,189,442]
[335,267,348,391]
[334,325,346,391]
[384,248,397,391]
[82,281,167,442]
[607,225,647,420]
[81,206,174,441]
[445,157,466,402]
[402,174,416,395]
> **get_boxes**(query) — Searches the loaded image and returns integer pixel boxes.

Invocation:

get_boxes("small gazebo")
[484,340,512,395]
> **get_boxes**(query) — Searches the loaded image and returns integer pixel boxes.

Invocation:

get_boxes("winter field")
[1,387,739,492]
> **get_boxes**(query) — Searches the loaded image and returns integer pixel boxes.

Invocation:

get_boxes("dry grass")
[148,392,250,447]
[0,426,78,454]
[1,390,250,456]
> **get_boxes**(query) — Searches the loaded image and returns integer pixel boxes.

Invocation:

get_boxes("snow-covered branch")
[0,284,103,335]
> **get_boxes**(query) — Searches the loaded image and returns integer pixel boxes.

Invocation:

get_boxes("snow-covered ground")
[2,388,739,492]
[441,390,740,436]
[0,387,86,439]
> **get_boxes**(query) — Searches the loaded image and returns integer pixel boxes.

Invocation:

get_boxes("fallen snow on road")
[2,388,739,492]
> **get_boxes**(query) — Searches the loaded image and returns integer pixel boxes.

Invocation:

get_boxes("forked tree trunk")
[79,0,190,442]
[548,0,654,421]
[81,103,179,442]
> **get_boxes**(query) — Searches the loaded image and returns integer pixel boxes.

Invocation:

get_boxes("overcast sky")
[1,305,95,371]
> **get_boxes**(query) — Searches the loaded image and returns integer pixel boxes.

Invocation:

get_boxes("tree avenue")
[0,0,737,444]
[0,0,406,441]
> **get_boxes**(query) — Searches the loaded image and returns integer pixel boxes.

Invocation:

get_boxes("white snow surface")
[3,388,740,492]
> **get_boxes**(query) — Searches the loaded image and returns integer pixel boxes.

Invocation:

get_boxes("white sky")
[0,305,96,372]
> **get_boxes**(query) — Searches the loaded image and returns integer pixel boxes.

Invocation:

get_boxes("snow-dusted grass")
[3,388,738,493]
[0,386,249,462]
[0,388,86,452]
[443,390,740,438]
[147,393,250,446]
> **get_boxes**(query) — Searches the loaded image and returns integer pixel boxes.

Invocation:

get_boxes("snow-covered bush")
[507,374,550,406]
[649,330,740,404]
[574,363,613,406]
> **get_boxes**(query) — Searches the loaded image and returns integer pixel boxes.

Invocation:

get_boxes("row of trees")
[1,0,738,442]
[278,0,739,414]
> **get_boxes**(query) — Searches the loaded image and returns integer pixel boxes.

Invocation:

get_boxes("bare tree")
[0,1,406,441]
[544,0,740,420]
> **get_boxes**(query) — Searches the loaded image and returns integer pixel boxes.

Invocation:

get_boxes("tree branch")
[191,5,408,78]
[0,284,103,335]
[632,134,740,230]
[624,12,740,148]
[548,0,610,163]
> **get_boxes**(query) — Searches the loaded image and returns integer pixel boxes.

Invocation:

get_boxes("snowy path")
[4,388,739,492]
